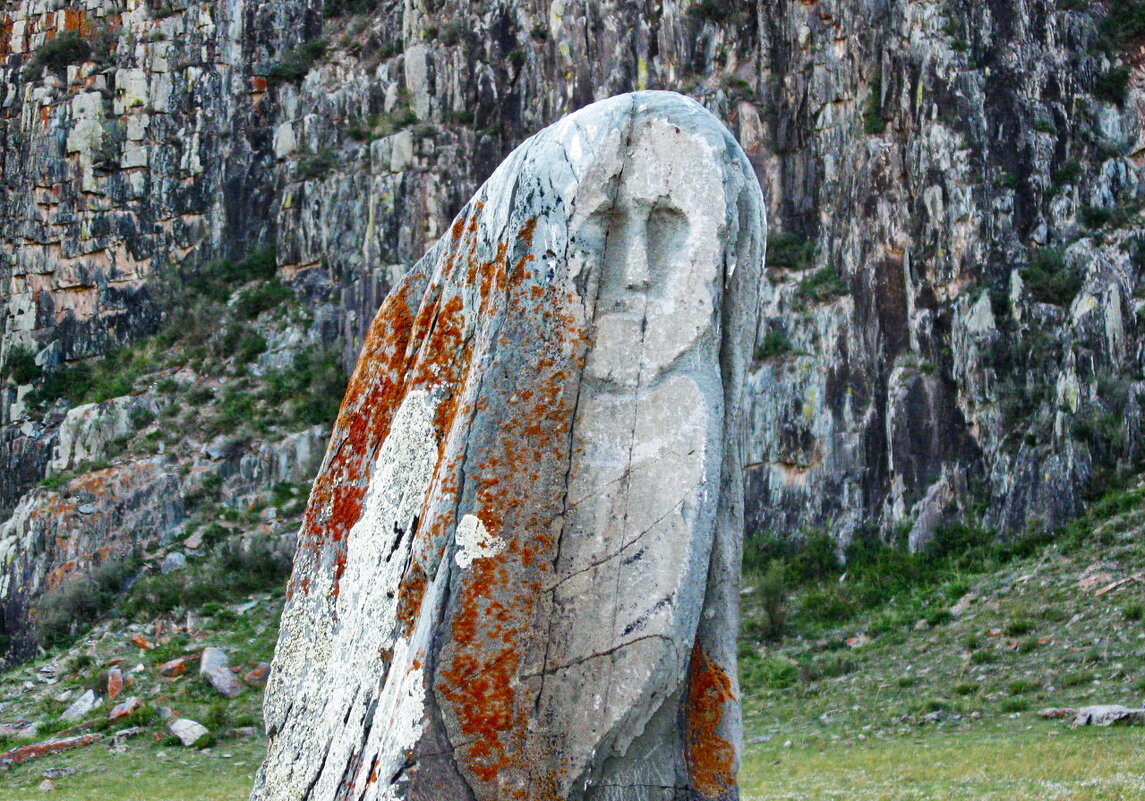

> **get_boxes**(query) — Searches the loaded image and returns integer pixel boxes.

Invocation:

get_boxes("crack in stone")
[521,633,673,679]
[542,486,698,593]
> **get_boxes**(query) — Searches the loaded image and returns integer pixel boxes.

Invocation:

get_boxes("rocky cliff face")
[3,0,1145,655]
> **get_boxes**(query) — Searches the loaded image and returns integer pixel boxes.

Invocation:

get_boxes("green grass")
[3,737,265,801]
[741,722,1145,800]
[5,716,1142,800]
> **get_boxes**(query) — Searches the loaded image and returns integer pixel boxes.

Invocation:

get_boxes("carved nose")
[622,231,651,291]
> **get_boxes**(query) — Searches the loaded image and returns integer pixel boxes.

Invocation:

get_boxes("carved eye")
[645,206,689,283]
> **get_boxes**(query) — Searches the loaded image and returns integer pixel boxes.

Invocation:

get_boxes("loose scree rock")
[253,91,765,801]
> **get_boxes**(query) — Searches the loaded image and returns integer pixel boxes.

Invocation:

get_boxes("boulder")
[0,734,102,768]
[161,552,187,573]
[61,689,99,721]
[158,658,188,677]
[253,91,764,801]
[0,721,37,738]
[168,718,209,747]
[200,646,229,673]
[108,697,141,720]
[1070,705,1145,727]
[244,663,271,687]
[200,648,242,698]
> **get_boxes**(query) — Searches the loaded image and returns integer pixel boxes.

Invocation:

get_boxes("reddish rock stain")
[685,644,737,798]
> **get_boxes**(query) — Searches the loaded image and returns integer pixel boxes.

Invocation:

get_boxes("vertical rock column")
[253,91,765,801]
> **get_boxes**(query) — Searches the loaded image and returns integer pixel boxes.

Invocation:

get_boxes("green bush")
[258,346,348,427]
[268,38,328,85]
[1008,679,1040,695]
[766,232,814,271]
[752,562,789,641]
[439,20,466,46]
[688,0,734,23]
[323,0,377,17]
[234,280,291,319]
[122,541,291,619]
[25,32,91,78]
[1100,0,1145,50]
[1022,248,1081,305]
[1095,66,1132,104]
[800,654,857,682]
[864,73,886,135]
[1052,160,1083,186]
[739,650,797,692]
[1081,204,1114,228]
[2,345,40,384]
[1004,618,1034,636]
[1060,670,1095,686]
[296,149,338,182]
[970,649,996,665]
[30,557,135,649]
[796,267,849,303]
[755,329,794,361]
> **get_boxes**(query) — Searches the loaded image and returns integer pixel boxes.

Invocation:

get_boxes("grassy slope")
[4,491,1145,798]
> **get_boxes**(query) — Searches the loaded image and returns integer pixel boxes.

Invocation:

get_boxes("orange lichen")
[685,644,738,798]
[0,733,100,766]
[289,275,421,599]
[394,560,427,637]
[62,8,85,32]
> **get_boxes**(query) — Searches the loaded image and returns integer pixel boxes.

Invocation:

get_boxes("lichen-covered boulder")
[252,90,765,801]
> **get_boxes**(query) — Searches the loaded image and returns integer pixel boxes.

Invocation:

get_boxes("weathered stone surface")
[254,91,764,801]
[244,663,271,687]
[201,647,243,698]
[61,689,99,721]
[0,721,37,738]
[160,551,187,573]
[200,646,229,674]
[0,459,184,660]
[0,733,101,768]
[169,718,210,747]
[108,696,140,720]
[1070,705,1145,727]
[158,658,188,677]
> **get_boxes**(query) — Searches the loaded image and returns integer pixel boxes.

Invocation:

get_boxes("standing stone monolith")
[252,90,765,801]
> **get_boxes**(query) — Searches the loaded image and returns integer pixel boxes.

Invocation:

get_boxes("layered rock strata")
[252,91,765,801]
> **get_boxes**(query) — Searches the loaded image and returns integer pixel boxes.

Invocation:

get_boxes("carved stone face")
[584,116,726,387]
[253,92,762,801]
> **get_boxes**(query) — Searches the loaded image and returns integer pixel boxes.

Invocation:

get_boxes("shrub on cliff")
[30,558,136,649]
[1094,66,1131,104]
[796,266,849,303]
[1100,0,1145,50]
[687,0,735,24]
[1022,248,1082,305]
[267,39,328,85]
[24,32,90,79]
[1,345,40,384]
[766,232,814,271]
